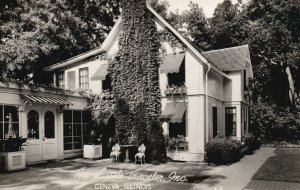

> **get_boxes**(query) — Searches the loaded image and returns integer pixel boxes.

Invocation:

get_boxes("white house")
[0,4,253,164]
[45,5,253,161]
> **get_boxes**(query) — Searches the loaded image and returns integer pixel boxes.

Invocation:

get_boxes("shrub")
[243,133,261,153]
[205,138,242,165]
[250,103,300,143]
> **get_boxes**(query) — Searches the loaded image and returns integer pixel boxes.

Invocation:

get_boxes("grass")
[252,148,300,183]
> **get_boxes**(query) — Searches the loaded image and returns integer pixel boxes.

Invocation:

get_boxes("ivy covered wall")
[108,0,166,163]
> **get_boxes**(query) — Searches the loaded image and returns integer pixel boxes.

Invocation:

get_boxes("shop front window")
[0,105,19,140]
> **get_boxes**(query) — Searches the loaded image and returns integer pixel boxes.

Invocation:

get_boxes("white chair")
[135,144,146,165]
[110,143,121,162]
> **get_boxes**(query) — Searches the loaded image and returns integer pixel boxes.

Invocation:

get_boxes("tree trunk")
[285,65,296,107]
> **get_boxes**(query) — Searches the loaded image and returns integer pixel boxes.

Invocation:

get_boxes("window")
[27,110,39,139]
[225,107,236,136]
[44,111,55,139]
[79,68,89,90]
[167,58,185,86]
[57,72,65,89]
[102,74,112,91]
[0,105,19,140]
[243,69,247,91]
[169,112,186,137]
[63,110,91,151]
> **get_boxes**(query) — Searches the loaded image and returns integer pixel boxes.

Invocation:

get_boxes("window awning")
[91,63,109,81]
[22,95,72,105]
[161,102,186,123]
[160,52,185,74]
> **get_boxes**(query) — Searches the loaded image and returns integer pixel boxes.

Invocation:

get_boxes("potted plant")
[167,135,188,151]
[83,129,102,159]
[176,135,188,151]
[0,136,27,171]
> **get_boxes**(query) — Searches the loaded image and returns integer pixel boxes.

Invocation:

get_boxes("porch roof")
[91,63,109,81]
[160,52,185,74]
[22,94,73,105]
[161,102,186,123]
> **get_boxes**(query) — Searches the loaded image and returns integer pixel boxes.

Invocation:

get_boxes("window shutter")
[67,71,76,90]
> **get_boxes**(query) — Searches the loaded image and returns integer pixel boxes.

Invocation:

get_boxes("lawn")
[252,148,300,183]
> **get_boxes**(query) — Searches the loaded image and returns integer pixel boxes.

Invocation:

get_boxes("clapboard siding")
[185,51,204,95]
[241,70,247,103]
[62,59,105,94]
[224,71,242,102]
[187,95,205,154]
[207,71,223,101]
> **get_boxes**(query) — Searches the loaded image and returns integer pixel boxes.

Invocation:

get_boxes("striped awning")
[160,52,186,74]
[22,95,72,105]
[161,102,186,123]
[91,63,109,81]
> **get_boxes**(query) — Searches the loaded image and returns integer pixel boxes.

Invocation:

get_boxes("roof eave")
[147,5,229,79]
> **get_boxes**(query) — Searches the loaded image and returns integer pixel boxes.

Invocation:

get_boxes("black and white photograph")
[0,0,299,189]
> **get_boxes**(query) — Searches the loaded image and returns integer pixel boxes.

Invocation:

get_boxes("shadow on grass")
[252,148,300,183]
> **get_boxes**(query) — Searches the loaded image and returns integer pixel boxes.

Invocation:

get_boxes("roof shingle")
[202,45,250,71]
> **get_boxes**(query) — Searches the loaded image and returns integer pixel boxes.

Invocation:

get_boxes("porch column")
[57,110,64,160]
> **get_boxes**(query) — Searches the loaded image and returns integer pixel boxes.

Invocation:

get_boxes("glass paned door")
[44,111,55,139]
[26,107,58,163]
[42,108,57,161]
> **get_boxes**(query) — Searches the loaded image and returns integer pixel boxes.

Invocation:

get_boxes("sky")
[164,0,239,18]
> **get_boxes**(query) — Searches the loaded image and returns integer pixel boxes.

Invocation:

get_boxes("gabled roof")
[45,4,232,79]
[202,45,251,71]
[45,19,122,71]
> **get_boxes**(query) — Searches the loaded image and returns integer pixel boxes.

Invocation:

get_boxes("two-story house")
[45,5,253,161]
[0,4,253,164]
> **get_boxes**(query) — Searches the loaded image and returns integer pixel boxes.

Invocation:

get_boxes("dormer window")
[79,68,89,90]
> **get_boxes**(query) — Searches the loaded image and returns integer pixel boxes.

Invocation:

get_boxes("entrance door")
[212,107,218,138]
[42,108,57,160]
[26,107,58,163]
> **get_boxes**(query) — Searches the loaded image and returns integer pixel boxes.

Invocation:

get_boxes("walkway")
[192,147,276,190]
[0,147,276,190]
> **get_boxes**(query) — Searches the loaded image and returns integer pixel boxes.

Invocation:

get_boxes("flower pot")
[83,144,102,159]
[177,142,188,151]
[0,151,26,171]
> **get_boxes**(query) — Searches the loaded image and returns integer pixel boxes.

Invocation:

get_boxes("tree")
[181,2,212,50]
[210,0,244,49]
[109,0,166,163]
[243,0,300,109]
[148,0,169,19]
[0,0,120,84]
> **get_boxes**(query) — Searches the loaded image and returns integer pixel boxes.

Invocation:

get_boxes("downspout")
[205,64,211,144]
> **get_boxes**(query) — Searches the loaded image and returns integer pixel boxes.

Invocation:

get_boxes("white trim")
[45,5,230,80]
